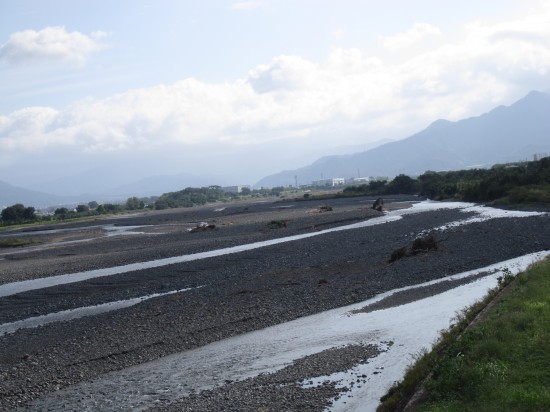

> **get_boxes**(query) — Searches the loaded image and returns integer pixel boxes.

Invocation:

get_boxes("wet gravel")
[153,344,381,412]
[0,195,549,411]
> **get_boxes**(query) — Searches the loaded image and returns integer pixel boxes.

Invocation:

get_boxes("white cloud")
[381,22,442,52]
[247,55,317,93]
[1,3,550,182]
[0,26,106,65]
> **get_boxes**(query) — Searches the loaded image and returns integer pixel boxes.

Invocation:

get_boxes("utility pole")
[294,175,298,188]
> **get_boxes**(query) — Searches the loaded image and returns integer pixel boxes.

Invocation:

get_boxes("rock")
[372,198,384,212]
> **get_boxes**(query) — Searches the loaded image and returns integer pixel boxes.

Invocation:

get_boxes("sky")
[1,0,550,193]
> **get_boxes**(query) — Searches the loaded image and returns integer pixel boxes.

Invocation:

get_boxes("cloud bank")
[0,26,106,65]
[1,5,550,186]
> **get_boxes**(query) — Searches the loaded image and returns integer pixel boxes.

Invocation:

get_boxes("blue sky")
[1,0,549,191]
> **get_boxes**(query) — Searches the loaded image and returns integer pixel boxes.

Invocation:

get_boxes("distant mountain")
[256,91,550,188]
[106,173,225,198]
[11,169,231,207]
[0,181,63,208]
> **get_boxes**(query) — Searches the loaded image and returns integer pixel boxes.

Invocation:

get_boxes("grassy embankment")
[378,257,550,411]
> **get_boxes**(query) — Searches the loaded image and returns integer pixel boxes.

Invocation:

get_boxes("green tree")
[271,186,285,196]
[103,203,122,213]
[76,204,90,213]
[1,203,36,224]
[88,201,99,209]
[386,174,418,194]
[126,197,144,210]
[368,179,387,193]
[54,207,69,217]
[154,199,168,210]
[418,171,445,199]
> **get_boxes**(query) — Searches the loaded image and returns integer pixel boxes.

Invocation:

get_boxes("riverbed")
[0,196,548,411]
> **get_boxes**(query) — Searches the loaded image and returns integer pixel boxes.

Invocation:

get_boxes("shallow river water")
[23,251,550,412]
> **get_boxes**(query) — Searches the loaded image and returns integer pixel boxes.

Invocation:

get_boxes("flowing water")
[0,287,200,337]
[23,251,550,411]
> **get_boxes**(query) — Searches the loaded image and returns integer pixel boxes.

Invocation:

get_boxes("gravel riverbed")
[0,195,549,411]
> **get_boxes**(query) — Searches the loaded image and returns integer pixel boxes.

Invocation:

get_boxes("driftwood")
[410,234,438,254]
[189,222,217,233]
[318,205,333,212]
[372,198,384,212]
[388,234,445,263]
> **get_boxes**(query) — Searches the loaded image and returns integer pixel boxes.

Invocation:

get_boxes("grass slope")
[378,257,550,411]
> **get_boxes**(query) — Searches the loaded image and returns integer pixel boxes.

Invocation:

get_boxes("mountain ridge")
[0,180,64,208]
[255,91,550,188]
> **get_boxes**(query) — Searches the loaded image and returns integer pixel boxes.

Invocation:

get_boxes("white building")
[346,177,370,184]
[222,185,251,194]
[311,178,346,187]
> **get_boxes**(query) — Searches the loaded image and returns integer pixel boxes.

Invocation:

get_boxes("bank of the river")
[0,196,549,411]
[379,256,550,412]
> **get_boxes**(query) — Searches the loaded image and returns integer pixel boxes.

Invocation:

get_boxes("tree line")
[3,158,548,227]
[344,157,550,203]
[0,186,283,227]
[0,196,153,227]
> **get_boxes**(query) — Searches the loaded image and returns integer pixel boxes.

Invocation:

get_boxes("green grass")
[378,258,550,411]
[0,238,39,247]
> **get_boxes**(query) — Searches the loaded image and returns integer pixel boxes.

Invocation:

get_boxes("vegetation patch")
[317,205,333,212]
[267,220,287,229]
[343,157,550,206]
[0,238,39,248]
[377,257,550,411]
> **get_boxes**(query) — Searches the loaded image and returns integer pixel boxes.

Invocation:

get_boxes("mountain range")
[255,90,550,188]
[2,91,549,208]
[0,172,221,209]
[0,180,64,209]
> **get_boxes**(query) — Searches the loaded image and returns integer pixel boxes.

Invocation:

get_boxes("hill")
[0,181,63,208]
[256,91,550,188]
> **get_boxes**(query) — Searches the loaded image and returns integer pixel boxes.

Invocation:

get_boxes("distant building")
[222,185,251,194]
[311,178,345,187]
[346,177,370,185]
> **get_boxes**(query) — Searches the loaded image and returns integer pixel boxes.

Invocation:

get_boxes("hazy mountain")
[326,137,397,156]
[256,91,550,188]
[0,181,64,208]
[106,173,228,198]
[0,172,220,208]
